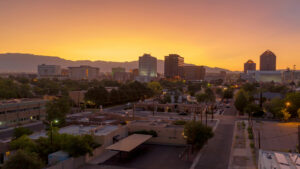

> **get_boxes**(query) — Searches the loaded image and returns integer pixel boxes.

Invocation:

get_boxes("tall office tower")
[164,54,184,79]
[260,50,276,71]
[244,60,256,73]
[138,54,157,78]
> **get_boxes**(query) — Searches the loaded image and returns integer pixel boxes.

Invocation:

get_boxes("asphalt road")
[0,122,45,139]
[195,101,236,169]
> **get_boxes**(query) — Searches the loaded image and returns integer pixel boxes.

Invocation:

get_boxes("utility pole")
[200,107,203,123]
[298,125,300,152]
[205,107,208,127]
[258,130,261,149]
[152,99,155,116]
[133,104,135,120]
[211,105,214,121]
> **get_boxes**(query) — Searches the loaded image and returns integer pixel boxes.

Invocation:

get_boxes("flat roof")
[106,134,152,152]
[29,125,119,139]
[259,150,300,169]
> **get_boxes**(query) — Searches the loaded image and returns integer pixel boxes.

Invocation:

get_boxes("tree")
[109,89,121,104]
[183,121,214,149]
[188,83,202,96]
[85,86,109,107]
[46,96,71,125]
[281,108,291,121]
[223,88,234,99]
[285,92,300,118]
[13,127,33,139]
[234,89,249,113]
[2,150,44,169]
[148,82,162,96]
[264,98,285,118]
[215,88,223,97]
[241,83,257,94]
[161,94,171,104]
[9,135,38,153]
[60,134,94,157]
[196,88,215,104]
[204,88,215,102]
[196,93,210,103]
[244,103,261,117]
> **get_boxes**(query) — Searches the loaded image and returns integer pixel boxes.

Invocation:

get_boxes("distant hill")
[0,53,231,73]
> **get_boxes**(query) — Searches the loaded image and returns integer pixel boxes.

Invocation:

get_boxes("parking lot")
[101,144,192,169]
[253,121,299,152]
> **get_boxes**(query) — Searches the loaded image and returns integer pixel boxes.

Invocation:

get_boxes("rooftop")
[0,99,47,108]
[259,150,300,169]
[29,125,119,139]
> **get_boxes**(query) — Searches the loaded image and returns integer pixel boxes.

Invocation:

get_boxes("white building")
[243,71,283,83]
[68,65,99,80]
[137,54,157,82]
[258,150,300,169]
[38,64,61,78]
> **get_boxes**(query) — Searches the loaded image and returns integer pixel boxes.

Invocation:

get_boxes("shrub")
[250,142,255,149]
[184,121,214,149]
[173,120,187,125]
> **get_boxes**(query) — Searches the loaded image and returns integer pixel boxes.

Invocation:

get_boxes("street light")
[286,102,291,107]
[44,120,59,146]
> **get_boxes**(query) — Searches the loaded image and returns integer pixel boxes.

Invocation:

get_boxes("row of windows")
[0,106,45,115]
[0,115,42,125]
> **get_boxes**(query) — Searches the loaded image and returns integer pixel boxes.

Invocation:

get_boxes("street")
[195,101,237,169]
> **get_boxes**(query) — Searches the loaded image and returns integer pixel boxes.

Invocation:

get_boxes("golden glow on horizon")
[1,0,300,71]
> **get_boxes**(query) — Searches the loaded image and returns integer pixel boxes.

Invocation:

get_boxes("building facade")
[183,66,206,81]
[0,99,47,128]
[137,54,157,82]
[38,64,61,78]
[260,50,276,71]
[244,60,256,73]
[164,54,184,79]
[68,65,99,80]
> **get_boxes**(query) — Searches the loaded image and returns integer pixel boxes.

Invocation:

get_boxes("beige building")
[68,65,99,80]
[0,99,47,128]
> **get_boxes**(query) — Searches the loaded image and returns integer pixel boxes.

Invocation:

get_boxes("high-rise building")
[260,50,276,71]
[164,54,184,79]
[244,60,256,73]
[112,67,125,76]
[68,65,99,80]
[183,66,206,81]
[38,64,61,78]
[138,54,157,78]
[130,68,139,80]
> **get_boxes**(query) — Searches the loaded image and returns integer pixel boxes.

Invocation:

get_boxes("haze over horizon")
[1,0,300,71]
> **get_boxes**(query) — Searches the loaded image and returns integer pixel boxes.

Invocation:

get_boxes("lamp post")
[44,120,59,146]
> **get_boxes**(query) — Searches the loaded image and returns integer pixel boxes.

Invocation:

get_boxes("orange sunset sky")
[1,0,300,71]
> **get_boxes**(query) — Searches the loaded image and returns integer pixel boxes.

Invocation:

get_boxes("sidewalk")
[228,120,256,169]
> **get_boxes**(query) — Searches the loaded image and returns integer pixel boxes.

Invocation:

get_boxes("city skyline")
[1,0,300,71]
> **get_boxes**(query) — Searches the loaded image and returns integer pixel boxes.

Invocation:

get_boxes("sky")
[1,0,300,71]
